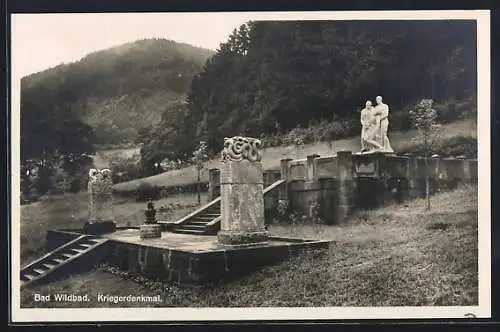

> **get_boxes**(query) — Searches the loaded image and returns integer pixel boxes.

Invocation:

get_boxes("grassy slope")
[86,91,185,144]
[113,118,477,193]
[21,184,478,307]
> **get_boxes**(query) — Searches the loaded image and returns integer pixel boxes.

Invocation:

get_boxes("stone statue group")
[360,95,394,153]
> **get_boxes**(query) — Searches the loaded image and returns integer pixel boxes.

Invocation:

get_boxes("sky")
[11,11,486,80]
[11,13,252,78]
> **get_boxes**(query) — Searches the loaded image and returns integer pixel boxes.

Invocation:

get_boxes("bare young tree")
[191,141,209,205]
[409,99,441,211]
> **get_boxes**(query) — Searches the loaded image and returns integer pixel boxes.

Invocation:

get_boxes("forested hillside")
[21,38,214,148]
[141,20,477,167]
[20,38,214,199]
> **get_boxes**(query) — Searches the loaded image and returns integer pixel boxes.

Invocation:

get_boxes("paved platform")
[48,228,331,284]
[103,229,316,253]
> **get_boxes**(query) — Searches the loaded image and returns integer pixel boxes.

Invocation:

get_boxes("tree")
[186,20,476,156]
[191,141,209,205]
[140,102,196,174]
[409,99,441,211]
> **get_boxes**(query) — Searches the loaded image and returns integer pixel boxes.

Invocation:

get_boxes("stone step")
[171,228,207,235]
[189,219,212,224]
[202,213,220,217]
[178,224,207,230]
[195,215,219,221]
[33,268,48,275]
[62,253,77,259]
[186,220,211,226]
[202,212,219,218]
[23,274,37,281]
[21,236,110,288]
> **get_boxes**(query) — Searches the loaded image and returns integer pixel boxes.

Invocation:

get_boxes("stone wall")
[105,237,329,284]
[207,168,281,203]
[207,151,478,225]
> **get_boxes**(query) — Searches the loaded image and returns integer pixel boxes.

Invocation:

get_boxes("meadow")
[20,184,478,307]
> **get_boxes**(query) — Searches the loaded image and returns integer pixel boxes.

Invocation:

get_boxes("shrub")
[438,137,477,158]
[68,178,82,193]
[48,167,71,195]
[401,136,477,158]
[20,188,41,205]
[136,182,162,202]
[259,118,359,150]
[434,96,477,124]
[390,110,412,131]
[108,152,143,184]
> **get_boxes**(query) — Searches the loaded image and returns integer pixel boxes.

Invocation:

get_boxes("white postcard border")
[10,9,491,322]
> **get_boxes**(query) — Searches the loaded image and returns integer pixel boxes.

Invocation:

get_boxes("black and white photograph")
[10,10,491,322]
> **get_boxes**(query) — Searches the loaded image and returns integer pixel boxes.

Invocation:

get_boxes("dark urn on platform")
[140,201,162,239]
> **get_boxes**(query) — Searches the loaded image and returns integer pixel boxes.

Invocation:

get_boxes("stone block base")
[217,230,269,246]
[140,224,162,239]
[83,221,116,235]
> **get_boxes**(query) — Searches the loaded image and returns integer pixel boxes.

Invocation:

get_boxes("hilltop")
[21,38,215,146]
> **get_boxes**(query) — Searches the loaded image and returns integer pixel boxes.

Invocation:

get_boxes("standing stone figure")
[360,100,384,152]
[360,100,375,151]
[373,95,394,152]
[88,168,114,223]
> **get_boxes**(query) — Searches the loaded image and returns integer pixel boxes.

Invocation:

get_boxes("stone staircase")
[167,179,285,236]
[20,235,110,289]
[169,199,221,235]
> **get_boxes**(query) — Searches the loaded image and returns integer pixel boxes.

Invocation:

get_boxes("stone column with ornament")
[217,136,269,246]
[84,168,116,234]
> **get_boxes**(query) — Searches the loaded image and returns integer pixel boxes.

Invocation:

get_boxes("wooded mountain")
[21,38,215,148]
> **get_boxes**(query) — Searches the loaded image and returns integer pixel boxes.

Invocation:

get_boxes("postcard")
[10,9,491,323]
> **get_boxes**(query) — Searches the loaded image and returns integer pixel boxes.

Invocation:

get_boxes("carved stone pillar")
[84,168,116,234]
[217,136,268,246]
[336,151,356,223]
[88,168,114,223]
[306,153,320,183]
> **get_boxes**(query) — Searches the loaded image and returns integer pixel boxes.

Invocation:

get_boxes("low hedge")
[116,180,210,201]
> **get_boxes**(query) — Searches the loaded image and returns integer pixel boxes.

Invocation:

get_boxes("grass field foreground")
[20,184,478,308]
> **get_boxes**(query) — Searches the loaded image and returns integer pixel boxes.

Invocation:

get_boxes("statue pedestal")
[217,157,268,246]
[140,224,162,239]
